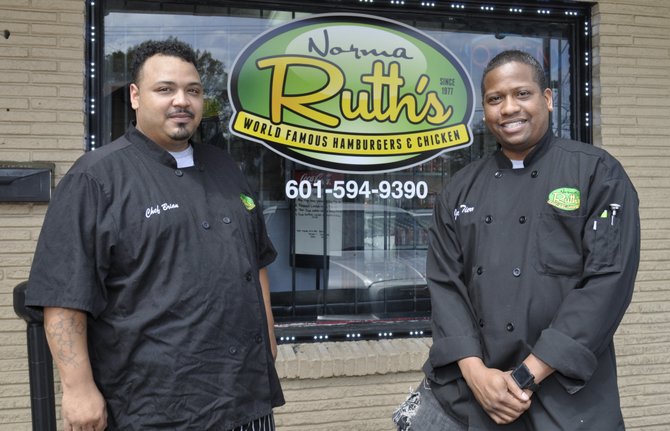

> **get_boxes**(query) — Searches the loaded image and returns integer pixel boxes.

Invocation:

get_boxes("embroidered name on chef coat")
[145,202,180,218]
[454,204,475,220]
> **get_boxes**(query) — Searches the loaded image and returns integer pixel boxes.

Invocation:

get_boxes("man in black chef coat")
[394,50,640,430]
[27,39,284,431]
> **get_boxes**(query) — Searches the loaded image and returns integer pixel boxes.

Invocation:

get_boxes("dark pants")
[393,379,467,431]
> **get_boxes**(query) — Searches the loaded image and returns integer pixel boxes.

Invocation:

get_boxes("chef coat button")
[174,169,183,177]
[198,164,205,172]
[229,346,238,355]
[494,170,503,178]
[222,217,231,224]
[513,267,521,277]
[479,319,485,328]
[255,334,263,344]
[485,215,492,224]
[506,322,515,332]
[476,266,483,275]
[531,170,538,178]
[245,272,253,282]
[201,221,210,230]
[519,216,527,224]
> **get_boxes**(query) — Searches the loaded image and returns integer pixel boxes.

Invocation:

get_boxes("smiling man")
[27,39,284,431]
[394,50,640,430]
[480,54,553,161]
[130,50,203,152]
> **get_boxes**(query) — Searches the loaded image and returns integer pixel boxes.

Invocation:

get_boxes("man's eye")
[188,88,202,95]
[488,96,501,104]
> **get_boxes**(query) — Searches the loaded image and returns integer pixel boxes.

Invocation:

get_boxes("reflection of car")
[327,248,429,316]
[268,203,432,319]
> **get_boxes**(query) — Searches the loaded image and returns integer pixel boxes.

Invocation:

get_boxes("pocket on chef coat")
[585,216,622,273]
[534,211,586,277]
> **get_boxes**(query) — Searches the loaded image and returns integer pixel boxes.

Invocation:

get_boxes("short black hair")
[480,50,548,97]
[130,38,198,84]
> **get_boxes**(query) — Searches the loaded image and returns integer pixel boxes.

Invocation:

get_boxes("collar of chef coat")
[125,122,205,171]
[494,128,554,170]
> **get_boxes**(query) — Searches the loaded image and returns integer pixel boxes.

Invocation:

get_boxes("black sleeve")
[26,171,115,318]
[426,191,483,372]
[532,155,640,393]
[254,199,278,269]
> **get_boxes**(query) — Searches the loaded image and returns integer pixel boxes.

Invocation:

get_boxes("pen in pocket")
[609,203,621,226]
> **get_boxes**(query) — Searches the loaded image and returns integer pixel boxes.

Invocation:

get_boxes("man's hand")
[458,357,531,424]
[61,380,107,431]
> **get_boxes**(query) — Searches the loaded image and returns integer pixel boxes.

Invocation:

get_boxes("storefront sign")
[229,14,475,173]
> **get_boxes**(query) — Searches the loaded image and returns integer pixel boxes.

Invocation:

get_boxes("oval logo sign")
[229,13,475,173]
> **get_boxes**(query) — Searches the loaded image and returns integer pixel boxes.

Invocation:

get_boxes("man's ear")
[543,88,553,113]
[129,83,140,110]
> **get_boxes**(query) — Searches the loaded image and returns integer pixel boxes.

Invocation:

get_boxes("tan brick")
[0,416,32,431]
[31,23,83,37]
[0,46,29,57]
[60,12,85,24]
[29,72,83,85]
[0,124,30,135]
[1,35,57,47]
[0,0,30,9]
[32,0,83,11]
[59,35,85,49]
[0,85,57,97]
[30,97,82,111]
[0,10,56,23]
[0,59,57,72]
[30,47,83,60]
[634,15,670,27]
[30,124,84,137]
[0,98,29,109]
[1,110,57,122]
[57,85,84,98]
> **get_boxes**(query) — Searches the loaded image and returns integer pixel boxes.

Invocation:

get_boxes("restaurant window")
[87,0,592,341]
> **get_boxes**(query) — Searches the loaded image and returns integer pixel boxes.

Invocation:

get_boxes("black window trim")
[85,0,592,342]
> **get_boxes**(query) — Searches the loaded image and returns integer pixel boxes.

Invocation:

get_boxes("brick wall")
[274,340,428,430]
[592,0,670,430]
[0,1,668,430]
[0,0,85,430]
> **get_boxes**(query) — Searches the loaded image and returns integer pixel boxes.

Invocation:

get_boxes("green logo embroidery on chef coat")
[240,194,256,211]
[547,188,580,211]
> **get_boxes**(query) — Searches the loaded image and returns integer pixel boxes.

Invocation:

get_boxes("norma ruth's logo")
[229,13,475,173]
[547,188,581,211]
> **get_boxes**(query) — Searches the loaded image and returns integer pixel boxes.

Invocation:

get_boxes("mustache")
[167,108,195,118]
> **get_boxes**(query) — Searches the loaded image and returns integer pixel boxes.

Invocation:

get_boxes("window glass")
[99,1,589,331]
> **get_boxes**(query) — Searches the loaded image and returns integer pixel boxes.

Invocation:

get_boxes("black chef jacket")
[27,124,284,430]
[423,130,640,430]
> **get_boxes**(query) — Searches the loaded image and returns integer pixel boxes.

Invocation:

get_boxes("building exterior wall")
[0,0,668,430]
[0,1,85,429]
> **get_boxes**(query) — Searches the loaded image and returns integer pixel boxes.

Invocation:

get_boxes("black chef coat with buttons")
[27,124,284,430]
[423,130,640,430]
